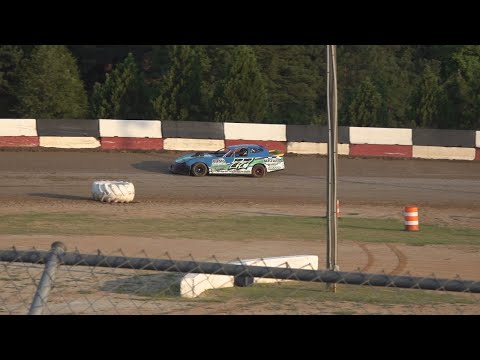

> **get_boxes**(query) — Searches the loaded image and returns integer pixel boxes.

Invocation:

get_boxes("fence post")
[28,241,66,315]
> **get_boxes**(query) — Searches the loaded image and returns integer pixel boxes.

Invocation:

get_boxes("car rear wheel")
[191,162,208,177]
[251,164,266,178]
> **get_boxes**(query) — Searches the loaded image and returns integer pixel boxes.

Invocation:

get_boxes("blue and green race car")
[169,144,285,178]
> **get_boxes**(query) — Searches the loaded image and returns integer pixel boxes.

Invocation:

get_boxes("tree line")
[0,45,479,129]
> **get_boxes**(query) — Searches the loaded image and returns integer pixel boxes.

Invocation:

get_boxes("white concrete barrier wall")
[180,255,318,298]
[287,142,349,155]
[99,119,162,138]
[163,138,224,151]
[476,131,480,148]
[39,137,101,149]
[350,127,412,145]
[224,122,287,141]
[413,146,476,161]
[0,119,37,136]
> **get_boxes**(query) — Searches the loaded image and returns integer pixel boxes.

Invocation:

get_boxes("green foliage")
[254,45,324,124]
[13,45,87,118]
[338,45,415,127]
[8,45,480,129]
[0,45,24,116]
[0,45,23,93]
[444,45,480,129]
[412,61,445,128]
[91,53,150,119]
[347,77,382,126]
[152,45,212,121]
[214,45,267,122]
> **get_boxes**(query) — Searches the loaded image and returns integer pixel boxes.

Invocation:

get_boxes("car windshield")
[214,148,228,156]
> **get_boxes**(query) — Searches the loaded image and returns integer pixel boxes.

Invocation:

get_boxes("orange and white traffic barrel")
[404,205,419,231]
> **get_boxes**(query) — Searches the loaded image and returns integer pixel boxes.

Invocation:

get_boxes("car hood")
[175,152,217,163]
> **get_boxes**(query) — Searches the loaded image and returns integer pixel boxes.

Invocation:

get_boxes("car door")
[229,147,252,172]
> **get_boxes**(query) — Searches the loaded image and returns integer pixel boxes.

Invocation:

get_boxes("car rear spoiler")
[269,149,284,157]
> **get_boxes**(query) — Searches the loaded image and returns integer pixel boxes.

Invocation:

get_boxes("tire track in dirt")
[358,243,375,272]
[386,244,408,275]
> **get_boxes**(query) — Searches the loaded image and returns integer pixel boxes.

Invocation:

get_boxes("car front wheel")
[191,162,208,177]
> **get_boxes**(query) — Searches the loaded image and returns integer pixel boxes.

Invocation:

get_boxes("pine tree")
[444,45,480,129]
[91,52,150,119]
[153,45,211,121]
[347,77,382,126]
[412,61,444,128]
[0,45,24,116]
[14,45,87,118]
[214,45,267,123]
[339,45,415,127]
[253,45,323,124]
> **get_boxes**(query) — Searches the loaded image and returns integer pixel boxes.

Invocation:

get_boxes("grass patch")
[105,276,477,307]
[207,282,477,305]
[0,212,479,245]
[101,273,184,299]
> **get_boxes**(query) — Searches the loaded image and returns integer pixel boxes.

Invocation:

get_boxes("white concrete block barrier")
[0,119,37,136]
[99,119,162,138]
[39,137,101,149]
[287,142,350,155]
[224,122,287,141]
[180,255,318,298]
[350,127,412,145]
[412,146,476,161]
[163,138,225,151]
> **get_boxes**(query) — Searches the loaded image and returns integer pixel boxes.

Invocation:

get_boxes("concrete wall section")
[286,125,350,144]
[349,144,413,158]
[162,121,224,139]
[413,146,476,161]
[39,137,101,149]
[100,137,164,150]
[0,136,39,147]
[99,119,162,138]
[37,119,100,137]
[413,129,476,147]
[0,119,37,136]
[224,123,286,141]
[350,127,412,145]
[287,142,349,155]
[163,138,225,151]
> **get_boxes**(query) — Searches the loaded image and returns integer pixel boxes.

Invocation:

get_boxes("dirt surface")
[0,150,479,314]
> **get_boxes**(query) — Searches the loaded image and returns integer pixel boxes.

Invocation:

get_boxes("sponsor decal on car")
[229,158,254,170]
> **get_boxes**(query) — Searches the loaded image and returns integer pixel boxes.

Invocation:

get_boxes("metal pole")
[326,45,339,272]
[326,45,332,271]
[29,241,66,315]
[3,249,480,294]
[331,45,339,272]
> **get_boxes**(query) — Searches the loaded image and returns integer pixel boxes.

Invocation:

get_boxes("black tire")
[251,164,266,178]
[191,162,208,177]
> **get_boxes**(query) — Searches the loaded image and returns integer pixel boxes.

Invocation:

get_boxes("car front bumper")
[170,162,191,175]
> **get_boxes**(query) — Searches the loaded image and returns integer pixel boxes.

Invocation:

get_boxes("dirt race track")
[0,150,479,281]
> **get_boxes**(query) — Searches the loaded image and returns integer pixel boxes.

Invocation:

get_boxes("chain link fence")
[1,242,479,315]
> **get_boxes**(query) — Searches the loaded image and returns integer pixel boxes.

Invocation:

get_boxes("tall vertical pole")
[326,45,331,271]
[326,45,338,275]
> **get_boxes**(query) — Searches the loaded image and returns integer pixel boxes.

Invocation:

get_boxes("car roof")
[227,144,265,150]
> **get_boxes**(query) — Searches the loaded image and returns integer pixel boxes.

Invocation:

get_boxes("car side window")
[236,148,248,157]
[251,147,263,154]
